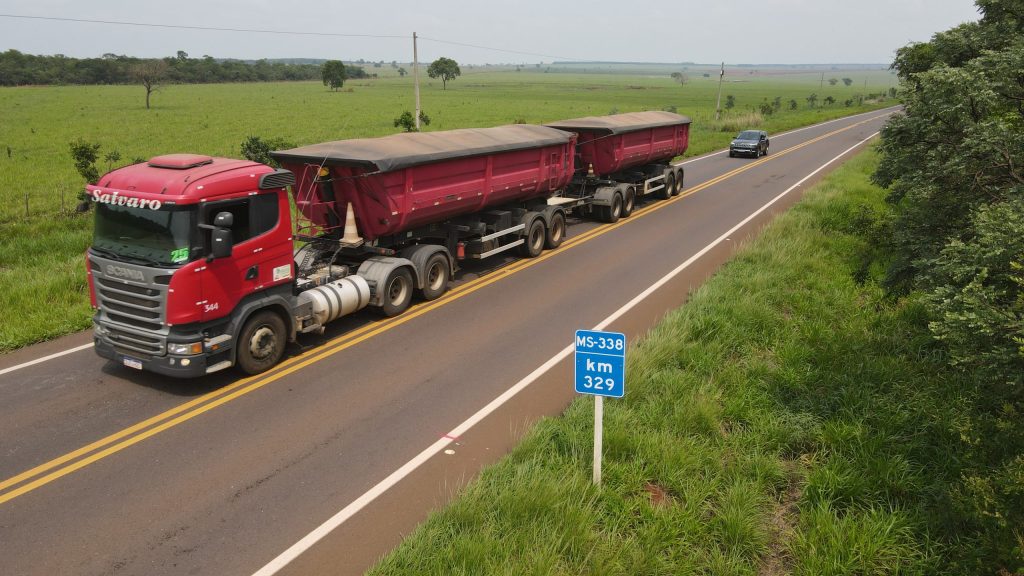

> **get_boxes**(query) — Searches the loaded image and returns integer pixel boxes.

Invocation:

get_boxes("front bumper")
[731,146,759,157]
[93,320,234,378]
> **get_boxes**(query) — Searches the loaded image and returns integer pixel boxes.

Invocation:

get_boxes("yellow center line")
[0,112,889,506]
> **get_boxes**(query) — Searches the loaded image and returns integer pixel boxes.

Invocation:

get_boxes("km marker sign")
[574,330,625,398]
[575,329,626,485]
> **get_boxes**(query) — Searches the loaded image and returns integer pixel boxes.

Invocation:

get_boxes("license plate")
[123,356,143,370]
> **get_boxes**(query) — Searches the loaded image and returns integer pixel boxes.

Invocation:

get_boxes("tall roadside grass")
[369,147,993,574]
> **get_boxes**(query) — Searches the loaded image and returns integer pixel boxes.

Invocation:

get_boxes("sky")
[0,0,982,65]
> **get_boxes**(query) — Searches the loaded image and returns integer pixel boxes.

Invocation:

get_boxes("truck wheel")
[657,172,674,200]
[599,193,622,223]
[237,311,286,375]
[620,186,636,217]
[419,253,449,301]
[672,168,684,196]
[518,217,546,258]
[379,267,414,317]
[545,211,566,249]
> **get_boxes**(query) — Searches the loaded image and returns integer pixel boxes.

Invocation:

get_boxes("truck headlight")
[168,342,203,355]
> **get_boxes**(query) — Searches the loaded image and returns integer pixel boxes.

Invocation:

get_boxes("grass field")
[0,69,896,350]
[368,147,987,575]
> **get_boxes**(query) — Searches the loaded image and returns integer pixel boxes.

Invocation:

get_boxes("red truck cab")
[87,154,296,377]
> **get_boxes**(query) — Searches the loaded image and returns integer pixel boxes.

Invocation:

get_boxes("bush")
[239,136,296,168]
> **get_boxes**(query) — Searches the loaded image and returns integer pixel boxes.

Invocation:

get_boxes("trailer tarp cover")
[271,125,574,173]
[545,111,692,135]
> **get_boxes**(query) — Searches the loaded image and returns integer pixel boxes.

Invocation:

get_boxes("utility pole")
[820,71,824,89]
[714,62,724,121]
[413,32,421,130]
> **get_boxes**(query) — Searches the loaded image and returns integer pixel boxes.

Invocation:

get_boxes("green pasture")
[0,70,895,350]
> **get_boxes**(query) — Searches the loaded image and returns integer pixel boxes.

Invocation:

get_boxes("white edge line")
[0,343,93,377]
[0,107,898,377]
[252,129,882,576]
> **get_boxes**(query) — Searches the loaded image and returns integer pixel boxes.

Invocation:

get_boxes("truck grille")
[106,324,165,356]
[90,255,171,356]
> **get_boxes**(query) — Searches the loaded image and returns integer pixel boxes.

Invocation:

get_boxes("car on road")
[729,130,769,158]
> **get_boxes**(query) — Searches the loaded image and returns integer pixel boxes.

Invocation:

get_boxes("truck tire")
[672,168,684,196]
[419,252,450,301]
[598,193,622,223]
[544,211,566,249]
[620,185,636,217]
[379,267,414,317]
[657,172,674,200]
[518,217,546,258]
[236,310,286,375]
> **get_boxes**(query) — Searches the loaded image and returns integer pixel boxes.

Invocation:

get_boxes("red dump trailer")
[272,124,576,242]
[546,111,691,222]
[86,125,580,377]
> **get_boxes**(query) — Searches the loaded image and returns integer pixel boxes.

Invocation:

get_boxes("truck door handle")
[246,266,258,280]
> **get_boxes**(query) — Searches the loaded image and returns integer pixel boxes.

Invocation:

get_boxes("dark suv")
[729,130,769,158]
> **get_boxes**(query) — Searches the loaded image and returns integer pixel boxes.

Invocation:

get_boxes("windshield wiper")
[89,246,120,260]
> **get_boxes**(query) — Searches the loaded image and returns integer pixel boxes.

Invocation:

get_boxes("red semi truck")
[86,112,690,377]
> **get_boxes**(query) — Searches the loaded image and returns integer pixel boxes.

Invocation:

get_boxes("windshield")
[737,131,761,140]
[93,203,196,267]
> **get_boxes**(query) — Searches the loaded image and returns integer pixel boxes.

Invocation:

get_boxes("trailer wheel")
[419,253,450,301]
[518,217,546,258]
[620,185,636,217]
[379,267,414,317]
[545,211,566,249]
[657,172,675,200]
[236,310,286,375]
[599,193,622,223]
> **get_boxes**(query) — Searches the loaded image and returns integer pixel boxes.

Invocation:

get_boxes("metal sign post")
[574,329,626,486]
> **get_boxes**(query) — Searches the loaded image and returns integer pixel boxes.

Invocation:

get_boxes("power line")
[0,13,582,61]
[0,14,407,39]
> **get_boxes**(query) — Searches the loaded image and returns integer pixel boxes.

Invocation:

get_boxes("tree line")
[0,49,372,86]
[869,0,1024,569]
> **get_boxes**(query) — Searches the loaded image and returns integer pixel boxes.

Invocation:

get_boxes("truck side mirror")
[214,211,234,228]
[210,228,234,260]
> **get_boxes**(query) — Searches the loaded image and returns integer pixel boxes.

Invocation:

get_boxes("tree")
[394,110,431,132]
[427,57,460,90]
[758,101,774,116]
[397,67,407,77]
[322,60,347,91]
[69,139,101,185]
[670,71,688,87]
[788,99,798,110]
[823,95,835,105]
[842,77,853,86]
[131,60,168,109]
[805,92,818,107]
[828,77,838,86]
[176,50,189,62]
[240,136,296,168]
[724,94,735,109]
[871,3,1024,565]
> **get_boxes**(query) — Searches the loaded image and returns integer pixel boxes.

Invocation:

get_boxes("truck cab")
[87,154,296,377]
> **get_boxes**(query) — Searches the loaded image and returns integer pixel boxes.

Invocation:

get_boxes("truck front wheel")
[237,311,286,375]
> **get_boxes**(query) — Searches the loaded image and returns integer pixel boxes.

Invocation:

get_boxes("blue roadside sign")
[574,330,625,398]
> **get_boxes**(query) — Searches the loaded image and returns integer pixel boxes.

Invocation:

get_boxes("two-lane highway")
[0,107,896,576]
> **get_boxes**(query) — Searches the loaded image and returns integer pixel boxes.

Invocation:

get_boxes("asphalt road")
[0,107,896,576]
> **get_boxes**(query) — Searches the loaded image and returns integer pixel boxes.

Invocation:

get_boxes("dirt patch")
[644,481,672,508]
